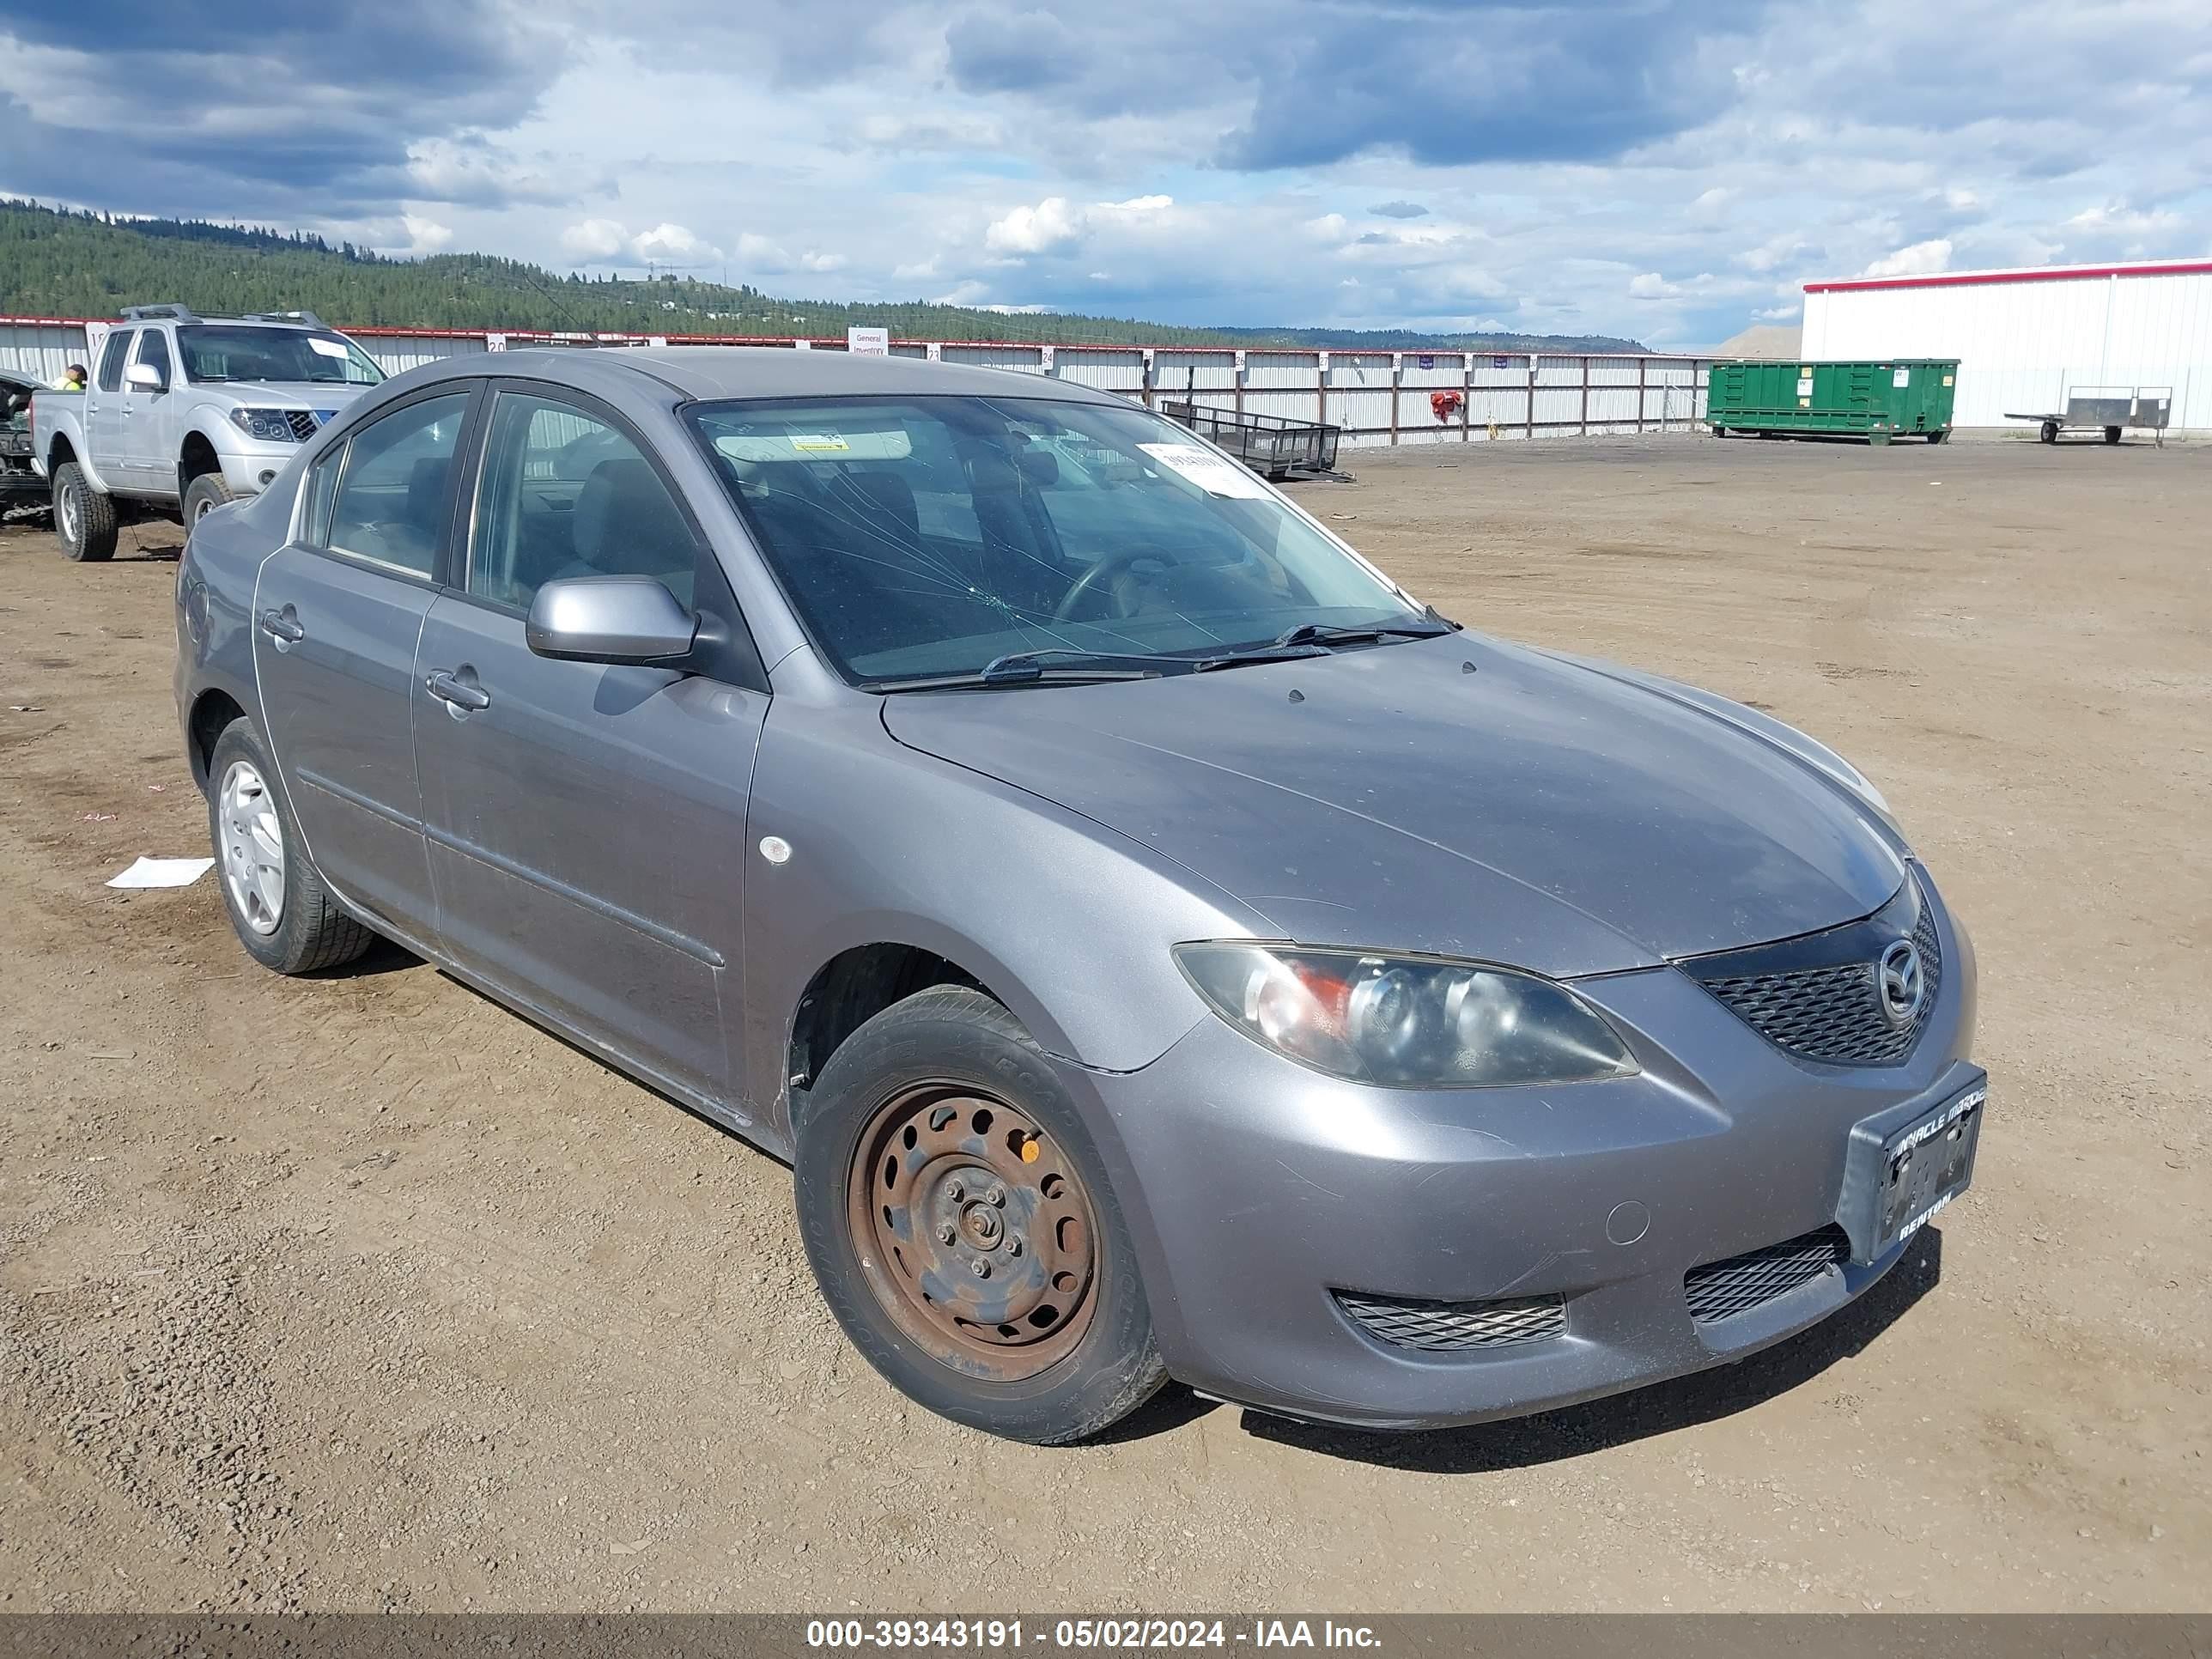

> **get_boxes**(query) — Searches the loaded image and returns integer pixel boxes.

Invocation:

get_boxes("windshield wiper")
[866,649,1177,692]
[1273,611,1459,650]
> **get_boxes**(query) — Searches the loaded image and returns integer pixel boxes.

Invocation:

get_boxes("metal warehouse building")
[1802,258,2212,434]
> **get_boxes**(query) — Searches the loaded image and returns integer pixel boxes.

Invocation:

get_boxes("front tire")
[2103,425,2123,445]
[206,718,374,975]
[183,472,238,526]
[52,462,118,562]
[794,987,1166,1444]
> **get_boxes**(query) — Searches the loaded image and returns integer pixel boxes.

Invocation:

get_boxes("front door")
[412,386,765,1105]
[119,328,174,490]
[252,388,476,940]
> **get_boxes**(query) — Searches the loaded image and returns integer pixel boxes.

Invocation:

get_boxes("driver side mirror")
[125,362,167,392]
[526,576,698,666]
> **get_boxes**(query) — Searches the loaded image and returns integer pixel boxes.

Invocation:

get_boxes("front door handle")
[425,669,491,713]
[258,607,305,647]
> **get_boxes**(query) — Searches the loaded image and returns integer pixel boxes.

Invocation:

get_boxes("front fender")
[739,697,1266,1139]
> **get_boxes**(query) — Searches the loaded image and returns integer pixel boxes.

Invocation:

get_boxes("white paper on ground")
[106,856,216,890]
[1135,442,1274,500]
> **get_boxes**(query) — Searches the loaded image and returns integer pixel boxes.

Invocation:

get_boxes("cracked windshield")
[687,396,1423,684]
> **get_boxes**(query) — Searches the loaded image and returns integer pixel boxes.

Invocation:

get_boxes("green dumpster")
[1706,359,1959,444]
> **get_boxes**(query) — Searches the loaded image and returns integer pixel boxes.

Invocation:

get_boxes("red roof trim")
[1807,259,2212,295]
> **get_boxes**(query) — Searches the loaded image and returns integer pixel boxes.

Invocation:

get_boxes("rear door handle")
[425,669,490,713]
[258,607,305,647]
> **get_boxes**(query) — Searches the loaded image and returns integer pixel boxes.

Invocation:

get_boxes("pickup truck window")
[137,329,173,387]
[96,331,135,392]
[178,326,384,387]
[325,393,470,578]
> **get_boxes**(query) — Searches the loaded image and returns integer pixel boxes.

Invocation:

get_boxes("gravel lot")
[1,433,2205,1613]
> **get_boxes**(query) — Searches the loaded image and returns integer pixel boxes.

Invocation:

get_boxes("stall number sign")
[1893,368,1911,387]
[1494,356,1510,368]
[1796,376,1814,398]
[1418,354,1435,370]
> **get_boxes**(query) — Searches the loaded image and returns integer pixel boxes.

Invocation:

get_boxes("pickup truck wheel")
[183,473,237,526]
[52,462,118,562]
[794,986,1167,1444]
[206,718,375,975]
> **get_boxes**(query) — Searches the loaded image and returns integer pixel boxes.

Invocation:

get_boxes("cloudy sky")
[3,0,2208,346]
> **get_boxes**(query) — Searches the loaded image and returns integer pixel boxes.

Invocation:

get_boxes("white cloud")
[1629,272,1680,299]
[801,251,848,273]
[985,198,1084,256]
[404,137,587,208]
[630,222,719,265]
[397,214,454,256]
[737,232,793,272]
[561,217,628,261]
[1862,238,1952,277]
[2063,201,2181,235]
[984,194,1173,257]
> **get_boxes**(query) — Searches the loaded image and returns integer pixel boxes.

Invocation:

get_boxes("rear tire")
[206,718,375,975]
[793,986,1166,1444]
[52,462,118,562]
[183,472,237,526]
[2040,421,2059,445]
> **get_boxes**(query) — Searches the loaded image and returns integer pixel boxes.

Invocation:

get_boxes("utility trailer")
[1160,400,1349,482]
[2002,386,2172,447]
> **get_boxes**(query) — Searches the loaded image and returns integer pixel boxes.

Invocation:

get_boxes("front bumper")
[215,442,299,497]
[1063,883,1978,1431]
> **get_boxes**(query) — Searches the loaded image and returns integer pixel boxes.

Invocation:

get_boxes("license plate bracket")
[1836,1069,1985,1263]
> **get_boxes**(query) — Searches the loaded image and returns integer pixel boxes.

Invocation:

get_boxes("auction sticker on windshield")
[1136,442,1273,500]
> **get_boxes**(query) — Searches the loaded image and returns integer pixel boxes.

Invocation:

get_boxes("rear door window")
[96,331,135,392]
[325,393,472,577]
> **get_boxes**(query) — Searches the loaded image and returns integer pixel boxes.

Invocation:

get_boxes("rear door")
[411,383,767,1105]
[88,329,136,488]
[252,386,477,941]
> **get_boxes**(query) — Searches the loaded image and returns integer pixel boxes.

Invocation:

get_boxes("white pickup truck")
[30,304,386,561]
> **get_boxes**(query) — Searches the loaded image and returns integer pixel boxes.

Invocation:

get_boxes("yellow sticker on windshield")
[789,434,850,452]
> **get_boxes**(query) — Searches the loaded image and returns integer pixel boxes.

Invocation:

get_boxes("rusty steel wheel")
[797,985,1166,1442]
[848,1085,1100,1379]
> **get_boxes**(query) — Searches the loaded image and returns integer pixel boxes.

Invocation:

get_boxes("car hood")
[881,633,1907,976]
[203,380,376,407]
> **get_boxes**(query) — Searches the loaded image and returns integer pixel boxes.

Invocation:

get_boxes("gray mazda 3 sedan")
[174,347,1983,1443]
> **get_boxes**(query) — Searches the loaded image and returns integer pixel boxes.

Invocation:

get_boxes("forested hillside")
[0,200,1645,352]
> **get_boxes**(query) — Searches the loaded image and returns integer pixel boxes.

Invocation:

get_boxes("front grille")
[284,410,320,442]
[1686,878,1942,1066]
[1684,1224,1849,1324]
[1334,1290,1566,1352]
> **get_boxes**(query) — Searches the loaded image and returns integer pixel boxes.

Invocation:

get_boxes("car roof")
[474,344,1127,408]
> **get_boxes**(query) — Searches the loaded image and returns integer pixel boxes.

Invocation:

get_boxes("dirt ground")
[1,432,2206,1615]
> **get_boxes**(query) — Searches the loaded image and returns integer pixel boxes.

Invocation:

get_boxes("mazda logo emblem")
[1877,939,1925,1026]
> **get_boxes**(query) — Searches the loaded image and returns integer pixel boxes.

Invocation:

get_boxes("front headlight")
[228,407,299,443]
[1174,943,1637,1088]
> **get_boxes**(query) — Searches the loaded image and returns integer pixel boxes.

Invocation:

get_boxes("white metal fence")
[0,319,1713,450]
